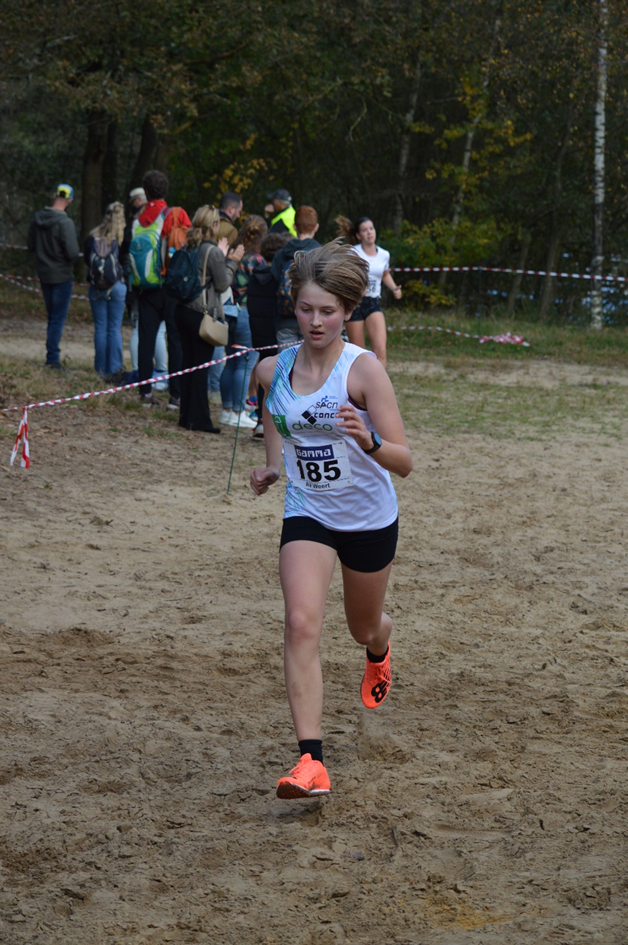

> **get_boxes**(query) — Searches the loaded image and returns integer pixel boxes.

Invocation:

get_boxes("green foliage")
[381,217,506,268]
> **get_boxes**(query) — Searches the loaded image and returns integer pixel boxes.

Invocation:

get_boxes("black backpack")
[276,257,295,318]
[164,245,203,302]
[89,237,122,290]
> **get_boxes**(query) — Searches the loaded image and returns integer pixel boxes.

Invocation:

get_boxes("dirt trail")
[1,322,627,943]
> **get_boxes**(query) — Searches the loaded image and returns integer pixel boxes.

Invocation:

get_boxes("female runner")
[336,216,402,370]
[250,241,412,798]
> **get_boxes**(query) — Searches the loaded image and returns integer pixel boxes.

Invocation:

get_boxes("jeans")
[208,347,224,392]
[41,280,74,364]
[89,281,127,376]
[220,306,258,411]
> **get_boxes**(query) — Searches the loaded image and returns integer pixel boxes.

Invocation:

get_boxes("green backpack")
[129,210,167,288]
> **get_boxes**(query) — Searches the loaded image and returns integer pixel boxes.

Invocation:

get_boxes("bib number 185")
[295,458,340,483]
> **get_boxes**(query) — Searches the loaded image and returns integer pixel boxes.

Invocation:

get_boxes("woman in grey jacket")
[175,206,243,432]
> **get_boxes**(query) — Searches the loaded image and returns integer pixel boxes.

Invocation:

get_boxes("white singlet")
[265,343,398,531]
[351,244,390,298]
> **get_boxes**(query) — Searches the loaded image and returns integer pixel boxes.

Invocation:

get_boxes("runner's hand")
[336,404,372,451]
[250,466,280,495]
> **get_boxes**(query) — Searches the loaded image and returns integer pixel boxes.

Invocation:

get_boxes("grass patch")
[386,307,628,368]
[395,372,627,439]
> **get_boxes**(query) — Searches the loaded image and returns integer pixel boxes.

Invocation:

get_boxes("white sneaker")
[230,410,257,429]
[253,422,264,439]
[219,409,234,424]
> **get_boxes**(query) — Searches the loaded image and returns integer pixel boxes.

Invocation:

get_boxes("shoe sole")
[276,782,330,799]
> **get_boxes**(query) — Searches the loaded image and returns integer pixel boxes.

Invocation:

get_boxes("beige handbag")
[198,245,229,346]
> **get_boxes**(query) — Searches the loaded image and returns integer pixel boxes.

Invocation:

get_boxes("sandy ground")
[1,317,627,944]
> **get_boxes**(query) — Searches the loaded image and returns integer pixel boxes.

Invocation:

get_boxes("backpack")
[164,245,203,302]
[163,207,189,271]
[276,258,295,319]
[89,237,122,290]
[128,210,167,288]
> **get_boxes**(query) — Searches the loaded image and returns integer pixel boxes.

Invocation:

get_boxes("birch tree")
[591,0,609,330]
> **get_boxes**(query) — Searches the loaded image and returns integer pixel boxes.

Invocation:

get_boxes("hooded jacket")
[28,208,80,283]
[270,236,321,329]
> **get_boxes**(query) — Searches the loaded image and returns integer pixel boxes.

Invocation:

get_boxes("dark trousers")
[174,304,217,431]
[137,287,182,398]
[41,280,73,364]
[249,313,278,417]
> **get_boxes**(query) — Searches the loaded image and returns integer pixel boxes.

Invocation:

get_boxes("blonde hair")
[187,205,220,247]
[91,202,125,244]
[289,240,369,313]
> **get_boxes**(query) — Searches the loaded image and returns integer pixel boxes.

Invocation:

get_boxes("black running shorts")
[280,515,398,572]
[349,296,382,322]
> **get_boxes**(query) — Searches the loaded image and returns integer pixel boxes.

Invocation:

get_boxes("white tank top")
[265,343,398,531]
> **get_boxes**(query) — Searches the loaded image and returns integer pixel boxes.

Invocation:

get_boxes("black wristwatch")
[363,431,382,454]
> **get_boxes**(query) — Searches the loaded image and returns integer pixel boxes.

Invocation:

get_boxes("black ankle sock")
[299,739,323,764]
[366,644,389,664]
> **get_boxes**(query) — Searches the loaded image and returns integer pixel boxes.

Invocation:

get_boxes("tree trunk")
[538,219,560,321]
[506,230,532,316]
[102,120,119,209]
[439,15,500,286]
[392,56,422,237]
[538,106,573,321]
[81,109,109,240]
[591,0,608,331]
[131,115,160,187]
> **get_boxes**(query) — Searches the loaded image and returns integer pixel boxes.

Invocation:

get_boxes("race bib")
[284,439,353,492]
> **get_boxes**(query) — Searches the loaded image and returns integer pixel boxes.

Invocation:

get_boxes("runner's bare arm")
[250,356,283,495]
[382,269,402,299]
[340,353,413,478]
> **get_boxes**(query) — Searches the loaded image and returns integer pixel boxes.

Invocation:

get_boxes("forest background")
[2,0,627,322]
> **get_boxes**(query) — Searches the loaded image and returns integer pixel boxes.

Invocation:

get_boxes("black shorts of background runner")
[349,296,381,322]
[280,516,398,572]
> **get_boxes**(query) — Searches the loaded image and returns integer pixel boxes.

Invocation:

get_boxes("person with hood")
[247,230,291,438]
[270,205,321,347]
[27,184,80,369]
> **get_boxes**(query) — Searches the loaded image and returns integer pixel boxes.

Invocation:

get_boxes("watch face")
[372,432,382,450]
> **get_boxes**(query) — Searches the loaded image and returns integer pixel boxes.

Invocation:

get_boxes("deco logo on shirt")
[284,440,353,492]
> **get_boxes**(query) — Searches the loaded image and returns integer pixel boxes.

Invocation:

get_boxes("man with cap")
[264,189,297,236]
[28,184,81,369]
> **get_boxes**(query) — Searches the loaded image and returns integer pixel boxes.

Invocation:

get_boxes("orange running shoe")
[361,644,392,709]
[276,753,331,799]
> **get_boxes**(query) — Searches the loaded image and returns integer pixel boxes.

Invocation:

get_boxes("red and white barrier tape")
[1,271,89,287]
[389,325,529,346]
[4,324,529,467]
[4,344,282,467]
[0,242,29,251]
[0,271,89,300]
[391,264,628,284]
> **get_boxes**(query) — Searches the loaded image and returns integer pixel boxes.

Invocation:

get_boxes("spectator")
[84,202,127,381]
[247,231,292,438]
[270,205,321,346]
[130,169,191,408]
[264,189,297,236]
[219,215,267,429]
[174,205,242,433]
[27,183,80,369]
[217,192,243,247]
